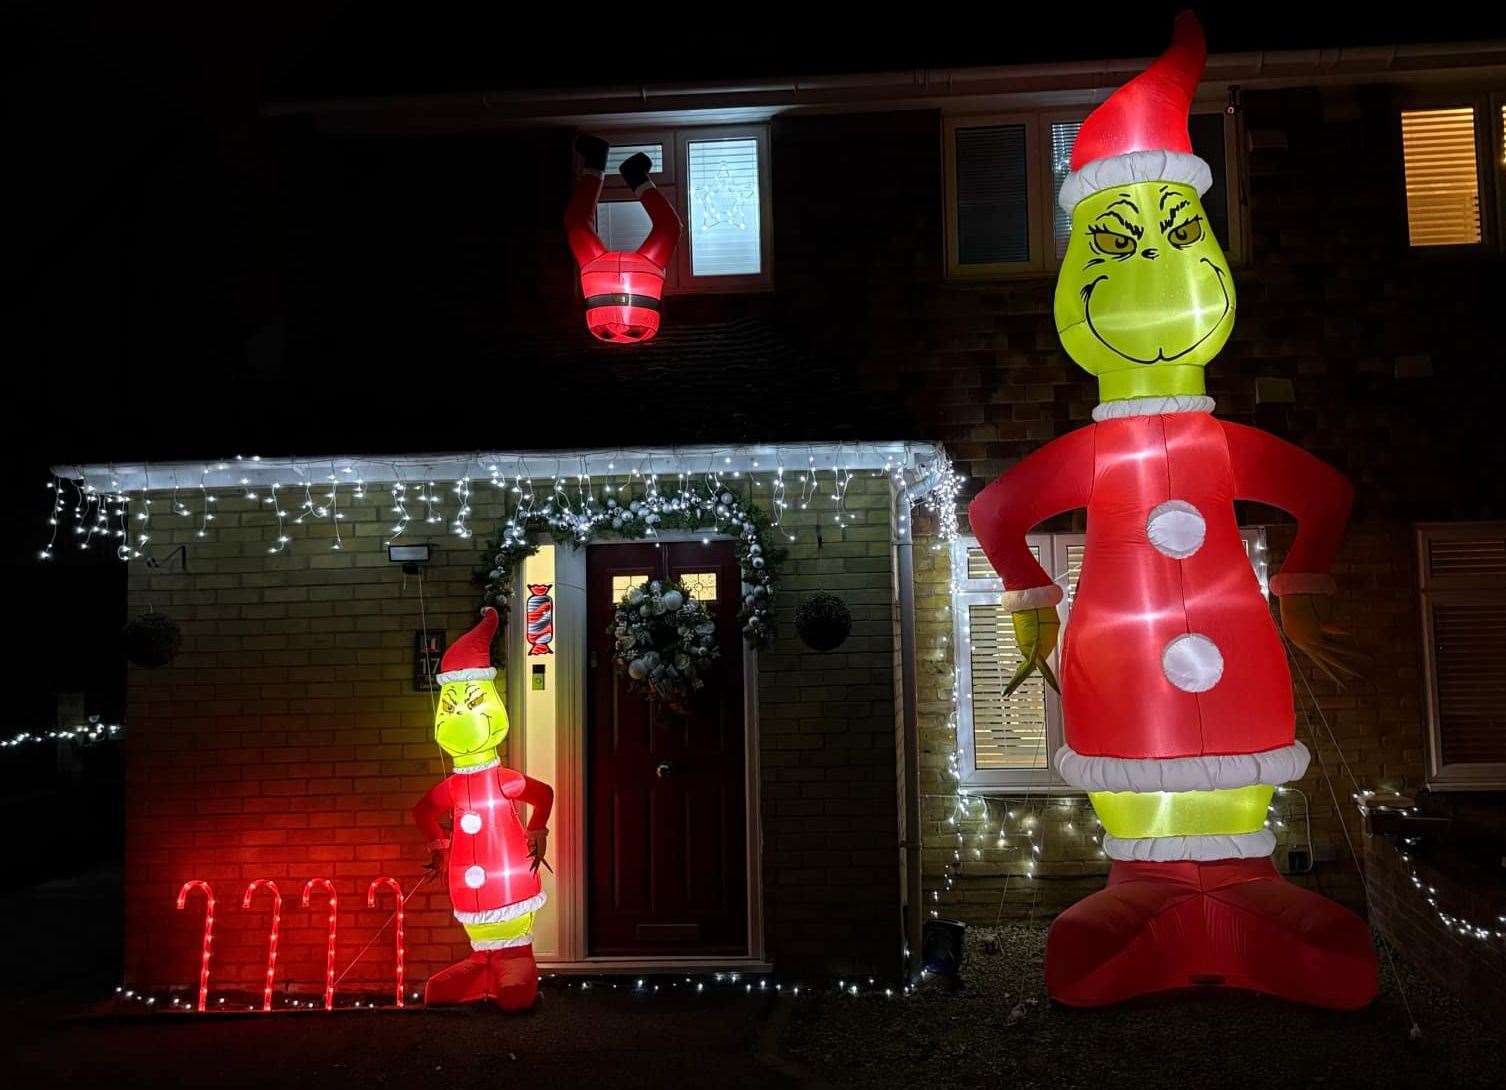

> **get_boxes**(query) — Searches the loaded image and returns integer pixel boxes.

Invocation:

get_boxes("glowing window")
[612,574,652,601]
[686,138,762,276]
[1401,107,1481,246]
[605,143,665,176]
[595,200,654,252]
[675,572,718,603]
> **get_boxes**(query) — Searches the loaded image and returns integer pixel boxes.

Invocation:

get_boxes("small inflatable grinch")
[969,13,1377,1008]
[413,607,553,1011]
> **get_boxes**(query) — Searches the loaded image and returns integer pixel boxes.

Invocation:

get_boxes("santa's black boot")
[574,134,609,173]
[620,152,653,191]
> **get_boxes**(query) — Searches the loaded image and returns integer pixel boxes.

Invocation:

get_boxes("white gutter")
[264,41,1506,131]
[52,440,950,494]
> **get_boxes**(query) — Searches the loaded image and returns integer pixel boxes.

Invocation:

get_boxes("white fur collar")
[1093,395,1216,422]
[451,757,500,775]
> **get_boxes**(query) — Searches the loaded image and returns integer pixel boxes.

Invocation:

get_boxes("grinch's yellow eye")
[1167,217,1204,248]
[1088,225,1137,257]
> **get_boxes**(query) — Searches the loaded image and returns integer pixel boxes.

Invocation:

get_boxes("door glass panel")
[675,572,718,603]
[612,573,651,601]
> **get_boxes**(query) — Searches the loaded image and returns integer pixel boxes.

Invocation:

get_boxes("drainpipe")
[892,483,923,983]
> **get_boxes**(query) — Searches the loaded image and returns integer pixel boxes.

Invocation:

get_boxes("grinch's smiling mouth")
[1082,258,1231,364]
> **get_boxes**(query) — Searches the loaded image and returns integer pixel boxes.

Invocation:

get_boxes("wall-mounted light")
[388,543,431,566]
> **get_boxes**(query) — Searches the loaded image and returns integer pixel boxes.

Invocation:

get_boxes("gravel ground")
[782,925,1505,1089]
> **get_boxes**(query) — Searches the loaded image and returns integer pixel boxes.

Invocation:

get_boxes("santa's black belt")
[583,293,661,312]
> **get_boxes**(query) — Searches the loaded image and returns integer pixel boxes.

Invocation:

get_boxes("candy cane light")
[175,880,215,1012]
[366,877,405,1008]
[301,878,338,1011]
[242,879,282,1012]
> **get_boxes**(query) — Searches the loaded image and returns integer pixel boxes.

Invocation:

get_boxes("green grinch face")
[434,678,508,765]
[1054,180,1235,401]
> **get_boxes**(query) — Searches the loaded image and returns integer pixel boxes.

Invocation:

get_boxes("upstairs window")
[588,125,772,292]
[1400,107,1483,246]
[1398,95,1506,251]
[944,107,1244,278]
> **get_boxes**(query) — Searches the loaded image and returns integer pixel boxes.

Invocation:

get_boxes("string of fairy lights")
[1354,790,1506,944]
[0,719,122,749]
[106,969,916,1014]
[41,446,962,562]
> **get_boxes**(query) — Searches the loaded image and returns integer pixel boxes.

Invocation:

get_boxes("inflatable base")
[1046,857,1377,1009]
[423,947,539,1012]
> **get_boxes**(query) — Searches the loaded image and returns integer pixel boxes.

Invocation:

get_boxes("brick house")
[53,33,1506,999]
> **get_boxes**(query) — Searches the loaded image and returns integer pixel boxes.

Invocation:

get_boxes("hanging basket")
[795,592,852,652]
[123,611,182,668]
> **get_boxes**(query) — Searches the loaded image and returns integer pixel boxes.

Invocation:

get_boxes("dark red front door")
[587,540,748,956]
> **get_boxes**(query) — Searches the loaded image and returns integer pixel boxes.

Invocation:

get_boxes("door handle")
[656,761,674,779]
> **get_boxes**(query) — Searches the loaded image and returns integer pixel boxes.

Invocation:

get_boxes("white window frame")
[588,124,773,295]
[953,527,1268,791]
[1416,521,1506,790]
[943,105,1247,280]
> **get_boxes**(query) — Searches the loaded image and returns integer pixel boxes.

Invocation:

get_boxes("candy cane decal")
[175,880,215,1012]
[366,877,406,1007]
[301,878,338,1011]
[241,880,282,1012]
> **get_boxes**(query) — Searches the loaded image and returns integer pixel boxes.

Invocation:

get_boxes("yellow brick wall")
[125,472,905,990]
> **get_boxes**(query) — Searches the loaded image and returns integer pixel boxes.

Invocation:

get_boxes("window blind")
[1400,107,1481,246]
[605,143,664,176]
[595,200,653,252]
[955,124,1030,265]
[1421,526,1506,773]
[967,602,1050,769]
[686,139,761,276]
[1048,115,1229,257]
[1049,121,1081,260]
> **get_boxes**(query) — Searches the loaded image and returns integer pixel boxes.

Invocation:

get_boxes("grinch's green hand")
[1006,607,1061,695]
[1279,593,1365,686]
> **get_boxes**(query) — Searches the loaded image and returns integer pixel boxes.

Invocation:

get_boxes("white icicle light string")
[42,444,961,561]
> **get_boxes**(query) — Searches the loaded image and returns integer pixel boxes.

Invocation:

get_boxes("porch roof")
[51,440,953,499]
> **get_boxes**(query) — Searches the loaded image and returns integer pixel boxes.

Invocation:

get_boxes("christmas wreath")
[611,579,720,714]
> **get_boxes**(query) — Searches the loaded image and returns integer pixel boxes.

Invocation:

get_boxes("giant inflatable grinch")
[413,607,553,1011]
[968,13,1378,1009]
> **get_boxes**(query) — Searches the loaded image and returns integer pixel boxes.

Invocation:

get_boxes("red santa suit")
[413,762,551,942]
[970,397,1352,800]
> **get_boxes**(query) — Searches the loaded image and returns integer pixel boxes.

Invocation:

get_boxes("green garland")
[476,482,785,669]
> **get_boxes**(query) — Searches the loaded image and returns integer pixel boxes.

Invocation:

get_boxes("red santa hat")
[1057,11,1211,214]
[436,607,499,684]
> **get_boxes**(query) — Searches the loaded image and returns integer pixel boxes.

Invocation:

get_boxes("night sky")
[4,2,1505,720]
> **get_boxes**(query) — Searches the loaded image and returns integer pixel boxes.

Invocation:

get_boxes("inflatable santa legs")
[564,134,682,344]
[968,13,1377,1010]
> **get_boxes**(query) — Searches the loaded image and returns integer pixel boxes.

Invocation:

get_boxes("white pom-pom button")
[1146,500,1206,559]
[459,812,482,835]
[463,865,487,889]
[1161,633,1224,693]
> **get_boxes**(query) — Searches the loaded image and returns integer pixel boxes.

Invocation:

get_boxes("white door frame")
[509,532,768,972]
